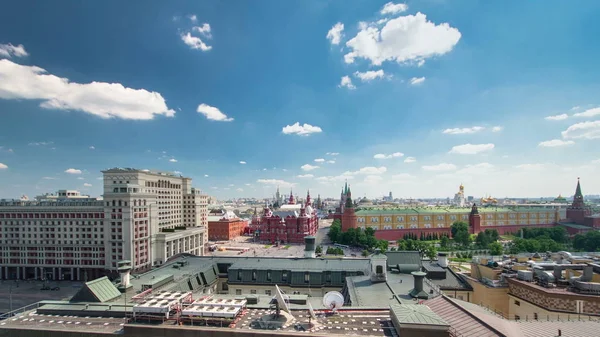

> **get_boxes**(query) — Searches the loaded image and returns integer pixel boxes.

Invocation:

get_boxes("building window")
[265,290,272,296]
[410,216,417,221]
[424,216,431,221]
[250,289,257,294]
[397,216,404,222]
[326,271,331,282]
[252,271,257,281]
[514,300,520,306]
[514,315,520,321]
[371,217,378,223]
[424,223,432,228]
[450,215,456,220]
[396,225,404,229]
[534,313,538,320]
[376,265,383,274]
[267,271,271,281]
[304,272,310,283]
[237,271,242,281]
[437,216,444,221]
[282,272,288,282]
[235,289,242,295]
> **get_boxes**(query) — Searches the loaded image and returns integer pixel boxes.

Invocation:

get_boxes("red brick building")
[207,209,248,241]
[251,190,319,244]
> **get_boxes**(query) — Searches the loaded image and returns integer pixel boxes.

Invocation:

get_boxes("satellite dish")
[274,284,290,313]
[323,291,344,312]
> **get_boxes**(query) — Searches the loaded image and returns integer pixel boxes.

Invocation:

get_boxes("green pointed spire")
[344,180,348,194]
[575,178,583,198]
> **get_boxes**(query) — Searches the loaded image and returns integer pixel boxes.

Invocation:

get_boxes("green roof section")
[71,276,121,303]
[390,303,449,326]
[356,206,557,216]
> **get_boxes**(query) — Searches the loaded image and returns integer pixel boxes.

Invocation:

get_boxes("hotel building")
[0,168,208,281]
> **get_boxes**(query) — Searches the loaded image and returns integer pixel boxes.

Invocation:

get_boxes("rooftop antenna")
[322,291,344,314]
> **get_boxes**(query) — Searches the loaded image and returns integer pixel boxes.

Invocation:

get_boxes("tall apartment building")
[0,168,208,281]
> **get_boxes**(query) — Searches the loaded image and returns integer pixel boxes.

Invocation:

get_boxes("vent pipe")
[409,271,428,299]
[438,253,448,268]
[304,236,316,258]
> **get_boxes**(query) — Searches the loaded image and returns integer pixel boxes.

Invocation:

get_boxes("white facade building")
[0,168,208,281]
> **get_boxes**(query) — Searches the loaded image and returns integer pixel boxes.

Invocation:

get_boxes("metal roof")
[390,304,448,326]
[228,257,370,272]
[385,251,422,268]
[71,276,121,303]
[425,296,504,337]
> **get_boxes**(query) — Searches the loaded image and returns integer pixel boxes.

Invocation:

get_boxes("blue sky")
[1,0,600,199]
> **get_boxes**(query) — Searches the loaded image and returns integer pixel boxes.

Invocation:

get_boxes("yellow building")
[353,206,559,232]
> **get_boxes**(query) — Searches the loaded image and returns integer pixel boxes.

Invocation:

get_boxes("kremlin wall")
[334,179,600,241]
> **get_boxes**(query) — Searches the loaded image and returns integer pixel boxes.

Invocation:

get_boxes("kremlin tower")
[341,185,357,232]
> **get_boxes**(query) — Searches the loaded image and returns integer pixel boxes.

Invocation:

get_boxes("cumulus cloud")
[0,43,28,58]
[0,163,7,169]
[297,174,314,178]
[314,158,325,162]
[449,143,494,155]
[545,114,569,121]
[410,77,425,85]
[83,183,92,187]
[346,166,387,175]
[326,22,345,45]
[491,126,503,132]
[0,60,175,120]
[196,103,234,122]
[339,76,356,89]
[29,141,53,146]
[188,14,198,22]
[422,163,456,171]
[316,174,354,183]
[573,107,600,118]
[174,171,182,175]
[204,174,209,177]
[354,69,386,82]
[373,152,403,159]
[180,32,212,51]
[327,160,336,164]
[282,122,323,136]
[380,2,408,15]
[236,188,243,192]
[326,152,340,156]
[301,164,319,171]
[257,179,295,188]
[42,176,56,180]
[193,23,212,38]
[443,126,484,135]
[538,139,575,147]
[169,158,178,162]
[77,177,84,180]
[404,156,416,163]
[344,13,461,66]
[561,121,600,139]
[89,146,95,150]
[65,168,82,174]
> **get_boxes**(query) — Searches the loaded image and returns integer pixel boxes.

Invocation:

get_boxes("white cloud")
[188,14,198,22]
[301,164,319,171]
[380,2,408,15]
[410,77,425,85]
[491,126,503,132]
[262,168,267,171]
[515,163,547,171]
[193,23,212,38]
[373,152,404,159]
[538,139,575,147]
[282,122,323,136]
[457,163,494,175]
[347,166,387,175]
[314,158,325,163]
[0,59,175,120]
[180,32,212,51]
[442,126,484,135]
[245,183,252,186]
[65,168,82,174]
[404,156,416,163]
[545,114,569,121]
[236,188,243,192]
[174,171,182,175]
[326,22,344,45]
[83,183,92,187]
[449,143,494,155]
[196,103,234,122]
[364,175,383,183]
[89,146,95,150]
[573,107,600,118]
[0,43,28,58]
[561,121,600,140]
[297,174,314,178]
[354,69,386,82]
[316,174,354,183]
[257,179,295,188]
[42,176,56,180]
[29,141,53,146]
[239,161,247,164]
[0,163,7,169]
[344,13,461,66]
[77,177,84,180]
[422,163,456,171]
[339,76,356,89]
[326,152,340,156]
[327,160,336,164]
[169,158,177,162]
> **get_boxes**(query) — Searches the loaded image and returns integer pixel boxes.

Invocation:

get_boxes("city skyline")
[1,1,600,199]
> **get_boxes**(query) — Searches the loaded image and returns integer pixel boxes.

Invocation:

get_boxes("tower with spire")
[566,178,591,224]
[288,188,296,205]
[341,184,357,232]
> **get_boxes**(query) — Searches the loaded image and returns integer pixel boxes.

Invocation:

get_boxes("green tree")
[361,250,369,257]
[440,235,450,248]
[315,245,323,254]
[328,220,342,242]
[488,242,503,256]
[425,244,438,261]
[454,230,471,247]
[451,221,469,238]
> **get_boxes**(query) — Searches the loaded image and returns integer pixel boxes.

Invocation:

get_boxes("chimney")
[438,253,448,268]
[409,271,428,299]
[304,236,316,258]
[582,266,593,282]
